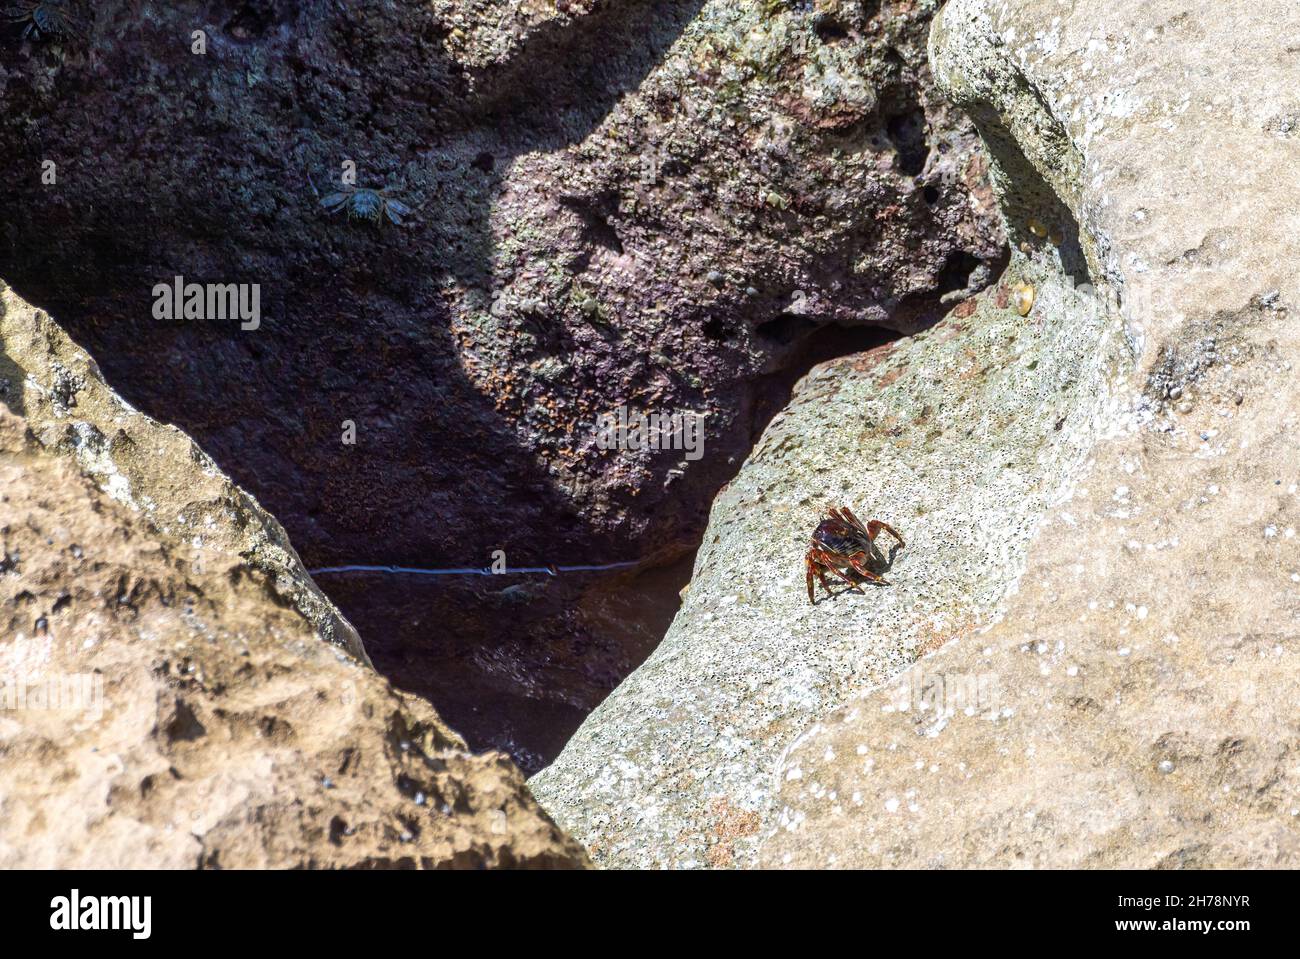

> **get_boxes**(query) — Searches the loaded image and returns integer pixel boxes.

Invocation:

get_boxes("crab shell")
[811,518,880,563]
[349,189,385,220]
[319,188,412,225]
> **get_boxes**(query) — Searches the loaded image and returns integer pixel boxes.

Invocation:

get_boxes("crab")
[805,505,905,604]
[5,1,85,43]
[312,175,413,228]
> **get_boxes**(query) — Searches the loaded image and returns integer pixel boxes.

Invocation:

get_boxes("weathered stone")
[0,286,587,868]
[0,284,363,662]
[534,260,1128,867]
[536,0,1300,868]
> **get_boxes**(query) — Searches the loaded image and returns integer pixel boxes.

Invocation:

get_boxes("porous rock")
[0,0,1003,764]
[0,286,587,868]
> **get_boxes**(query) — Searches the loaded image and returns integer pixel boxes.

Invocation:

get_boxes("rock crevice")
[0,285,588,868]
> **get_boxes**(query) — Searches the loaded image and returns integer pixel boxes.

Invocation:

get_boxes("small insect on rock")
[805,505,906,604]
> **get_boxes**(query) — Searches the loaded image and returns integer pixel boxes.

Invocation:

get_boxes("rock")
[0,286,587,868]
[0,284,363,662]
[536,0,1300,868]
[0,0,1003,766]
[533,259,1129,866]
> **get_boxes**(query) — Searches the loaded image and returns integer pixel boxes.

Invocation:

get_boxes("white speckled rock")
[535,0,1300,868]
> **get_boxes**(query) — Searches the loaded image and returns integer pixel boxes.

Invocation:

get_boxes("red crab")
[805,506,905,604]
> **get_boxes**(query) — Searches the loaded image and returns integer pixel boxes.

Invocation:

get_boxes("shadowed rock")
[0,285,587,868]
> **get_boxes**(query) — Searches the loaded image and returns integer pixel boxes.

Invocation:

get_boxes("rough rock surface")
[536,0,1300,868]
[0,0,1002,767]
[0,286,587,868]
[0,284,362,661]
[533,248,1125,868]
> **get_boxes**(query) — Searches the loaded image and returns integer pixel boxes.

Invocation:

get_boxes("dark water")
[320,553,695,775]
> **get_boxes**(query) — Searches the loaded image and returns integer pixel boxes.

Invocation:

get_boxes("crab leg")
[828,506,860,535]
[814,549,866,594]
[865,519,905,549]
[834,505,872,540]
[816,565,835,596]
[844,551,889,586]
[810,559,842,603]
[807,553,843,604]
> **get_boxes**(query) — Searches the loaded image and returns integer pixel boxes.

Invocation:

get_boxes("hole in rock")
[936,250,983,297]
[702,315,734,342]
[813,15,850,43]
[886,109,930,176]
[756,313,818,345]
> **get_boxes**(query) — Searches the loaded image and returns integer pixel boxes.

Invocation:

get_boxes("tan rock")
[0,287,587,868]
[0,284,363,663]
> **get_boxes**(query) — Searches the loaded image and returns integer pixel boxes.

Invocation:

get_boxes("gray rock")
[533,264,1130,867]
